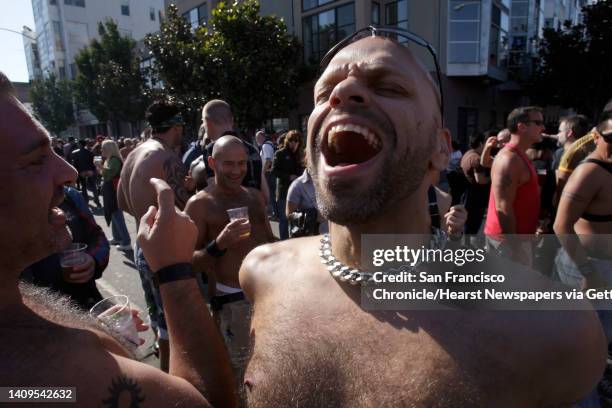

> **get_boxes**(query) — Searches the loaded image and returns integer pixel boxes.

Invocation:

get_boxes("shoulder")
[90,352,209,407]
[240,236,319,301]
[185,190,215,214]
[534,308,606,404]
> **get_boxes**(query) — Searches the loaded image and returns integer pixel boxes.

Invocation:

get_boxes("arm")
[553,165,602,285]
[162,154,189,210]
[185,197,215,275]
[259,165,270,206]
[66,188,110,279]
[554,170,570,208]
[480,137,496,169]
[491,154,521,235]
[138,178,238,407]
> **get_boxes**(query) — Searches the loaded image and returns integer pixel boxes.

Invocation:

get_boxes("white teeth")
[326,123,382,150]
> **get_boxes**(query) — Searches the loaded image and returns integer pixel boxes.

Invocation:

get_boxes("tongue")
[327,131,380,166]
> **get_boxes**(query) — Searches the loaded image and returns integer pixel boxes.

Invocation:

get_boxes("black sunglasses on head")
[319,25,445,124]
[600,131,612,143]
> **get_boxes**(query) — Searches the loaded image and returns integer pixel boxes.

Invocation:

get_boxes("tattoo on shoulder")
[497,173,512,189]
[562,191,585,202]
[102,375,145,408]
[163,156,188,209]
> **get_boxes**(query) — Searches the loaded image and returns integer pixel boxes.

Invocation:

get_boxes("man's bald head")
[202,99,233,125]
[212,135,247,159]
[202,99,234,141]
[323,36,442,124]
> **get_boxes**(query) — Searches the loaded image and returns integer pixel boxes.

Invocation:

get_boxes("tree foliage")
[73,20,149,134]
[145,4,211,134]
[530,1,612,118]
[146,1,302,133]
[30,73,74,135]
[205,0,302,131]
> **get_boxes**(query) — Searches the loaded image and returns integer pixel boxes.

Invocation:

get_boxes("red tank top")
[484,143,540,236]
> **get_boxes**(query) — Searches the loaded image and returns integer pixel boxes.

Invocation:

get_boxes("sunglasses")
[600,131,612,143]
[524,120,545,126]
[319,26,444,124]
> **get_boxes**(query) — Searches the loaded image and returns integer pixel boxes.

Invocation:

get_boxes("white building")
[27,0,164,80]
[26,0,165,137]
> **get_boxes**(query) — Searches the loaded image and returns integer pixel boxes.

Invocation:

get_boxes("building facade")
[160,0,585,144]
[164,0,296,33]
[25,0,165,137]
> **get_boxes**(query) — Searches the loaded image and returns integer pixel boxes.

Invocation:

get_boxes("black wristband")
[206,239,227,258]
[156,263,195,285]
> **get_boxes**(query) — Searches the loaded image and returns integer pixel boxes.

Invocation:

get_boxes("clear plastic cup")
[90,295,140,347]
[59,243,88,282]
[227,206,250,238]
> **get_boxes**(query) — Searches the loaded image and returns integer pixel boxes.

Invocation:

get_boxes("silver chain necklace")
[319,231,447,286]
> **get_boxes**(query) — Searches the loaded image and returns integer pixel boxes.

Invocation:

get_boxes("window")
[149,7,155,21]
[448,0,481,63]
[302,2,354,63]
[489,3,509,67]
[198,4,208,25]
[52,21,64,51]
[49,0,57,5]
[182,4,206,29]
[65,0,85,7]
[372,2,380,25]
[385,0,409,30]
[121,1,130,16]
[70,63,77,79]
[302,0,335,12]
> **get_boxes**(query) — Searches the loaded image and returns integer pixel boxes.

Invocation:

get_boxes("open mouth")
[322,123,383,167]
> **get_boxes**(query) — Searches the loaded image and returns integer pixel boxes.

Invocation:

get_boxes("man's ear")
[430,128,451,172]
[207,155,215,170]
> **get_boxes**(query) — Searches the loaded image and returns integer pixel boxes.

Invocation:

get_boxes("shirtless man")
[234,35,605,406]
[0,72,236,407]
[118,99,189,371]
[485,107,545,266]
[185,136,275,366]
[554,109,612,290]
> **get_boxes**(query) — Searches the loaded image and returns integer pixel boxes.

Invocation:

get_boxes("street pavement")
[91,206,280,369]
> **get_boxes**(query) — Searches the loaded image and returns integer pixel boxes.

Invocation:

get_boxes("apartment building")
[163,0,584,144]
[24,0,164,137]
[164,0,296,33]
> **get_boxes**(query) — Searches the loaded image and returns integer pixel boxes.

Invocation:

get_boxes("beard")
[308,129,434,226]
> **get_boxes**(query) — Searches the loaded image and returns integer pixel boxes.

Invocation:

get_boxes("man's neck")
[563,139,574,149]
[0,272,28,314]
[213,180,244,196]
[329,182,431,270]
[152,134,173,150]
[508,134,531,152]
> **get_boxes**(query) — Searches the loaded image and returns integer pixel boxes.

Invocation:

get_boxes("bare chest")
[245,294,534,407]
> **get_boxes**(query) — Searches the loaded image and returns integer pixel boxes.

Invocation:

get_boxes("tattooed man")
[484,106,545,266]
[118,99,189,371]
[0,72,236,407]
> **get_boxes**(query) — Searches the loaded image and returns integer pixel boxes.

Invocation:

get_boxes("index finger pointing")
[150,178,175,220]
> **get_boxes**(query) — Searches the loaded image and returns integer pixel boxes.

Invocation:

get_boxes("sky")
[0,1,35,83]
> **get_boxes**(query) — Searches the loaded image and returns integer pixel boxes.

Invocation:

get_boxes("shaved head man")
[185,135,275,371]
[140,34,606,406]
[202,99,234,143]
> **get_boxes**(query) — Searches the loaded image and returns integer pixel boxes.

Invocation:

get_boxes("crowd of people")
[1,26,611,408]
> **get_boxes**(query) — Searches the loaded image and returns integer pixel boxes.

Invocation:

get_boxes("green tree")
[145,4,211,135]
[530,1,612,118]
[205,0,302,131]
[30,73,74,136]
[73,20,149,136]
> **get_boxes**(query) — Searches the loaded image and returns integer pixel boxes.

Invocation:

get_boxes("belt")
[210,292,245,311]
